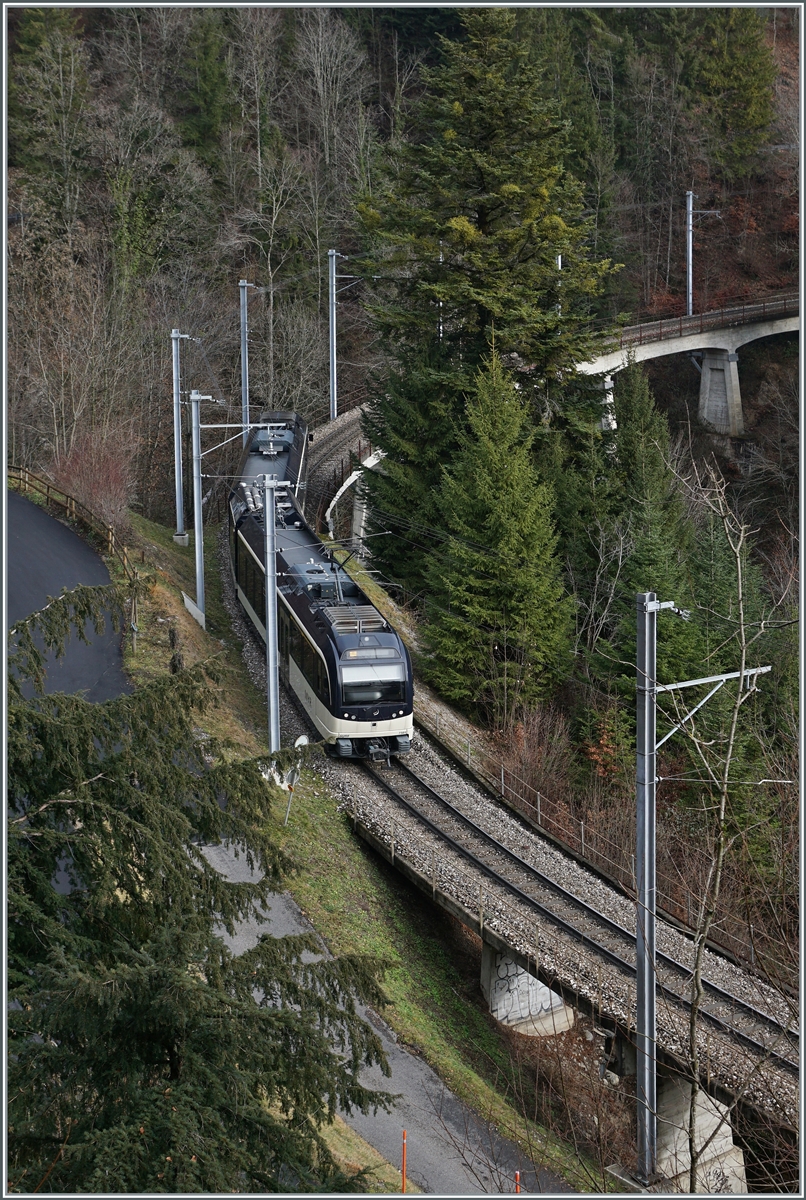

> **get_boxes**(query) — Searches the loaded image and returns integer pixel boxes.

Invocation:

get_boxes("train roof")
[235,410,308,492]
[231,413,399,646]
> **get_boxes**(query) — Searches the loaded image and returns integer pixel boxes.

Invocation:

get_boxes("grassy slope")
[116,512,601,1192]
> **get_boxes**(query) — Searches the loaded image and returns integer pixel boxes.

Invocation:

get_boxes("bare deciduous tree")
[288,9,372,204]
[662,456,797,1191]
[567,516,634,660]
[226,7,284,199]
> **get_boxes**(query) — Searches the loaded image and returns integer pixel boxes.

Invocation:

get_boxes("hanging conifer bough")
[8,586,392,1194]
[359,7,615,592]
[422,353,571,730]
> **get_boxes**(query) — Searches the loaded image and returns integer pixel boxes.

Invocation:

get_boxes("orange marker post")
[401,1129,407,1193]
[515,1169,521,1193]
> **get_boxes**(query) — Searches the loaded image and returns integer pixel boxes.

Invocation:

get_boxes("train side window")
[316,656,330,705]
[245,557,264,617]
[256,567,265,618]
[237,546,249,595]
[290,623,303,664]
[293,633,329,706]
[301,639,314,685]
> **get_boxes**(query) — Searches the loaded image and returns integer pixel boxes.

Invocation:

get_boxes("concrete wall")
[655,1076,748,1194]
[479,944,575,1036]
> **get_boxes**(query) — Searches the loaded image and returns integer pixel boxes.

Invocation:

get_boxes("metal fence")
[415,706,796,988]
[616,291,799,349]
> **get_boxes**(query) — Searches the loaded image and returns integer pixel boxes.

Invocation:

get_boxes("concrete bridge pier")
[654,1075,748,1193]
[698,349,744,436]
[480,944,575,1036]
[599,373,617,433]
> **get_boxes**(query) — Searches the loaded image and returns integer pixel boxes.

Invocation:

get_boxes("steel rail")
[414,717,798,990]
[391,759,799,1057]
[391,761,798,1052]
[361,760,798,1077]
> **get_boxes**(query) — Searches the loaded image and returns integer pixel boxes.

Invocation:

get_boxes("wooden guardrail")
[7,465,137,584]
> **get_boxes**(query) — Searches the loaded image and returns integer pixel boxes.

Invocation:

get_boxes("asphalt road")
[6,490,131,700]
[206,843,574,1196]
[7,491,573,1194]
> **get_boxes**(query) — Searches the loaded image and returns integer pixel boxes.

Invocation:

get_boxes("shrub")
[49,426,139,536]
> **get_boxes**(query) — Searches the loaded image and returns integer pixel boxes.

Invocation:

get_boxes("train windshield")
[340,663,406,705]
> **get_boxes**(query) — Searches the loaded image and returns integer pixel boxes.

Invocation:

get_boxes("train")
[227,410,414,761]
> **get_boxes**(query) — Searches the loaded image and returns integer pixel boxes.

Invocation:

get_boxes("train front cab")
[276,599,412,759]
[332,640,412,759]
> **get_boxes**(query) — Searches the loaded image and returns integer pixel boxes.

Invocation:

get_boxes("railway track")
[341,744,798,1126]
[406,735,797,1018]
[219,451,799,1128]
[365,756,797,1069]
[304,407,365,523]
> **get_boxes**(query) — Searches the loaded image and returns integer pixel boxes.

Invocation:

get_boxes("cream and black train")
[228,410,413,761]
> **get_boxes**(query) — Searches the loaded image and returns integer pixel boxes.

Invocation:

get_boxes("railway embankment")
[293,431,799,1190]
[16,466,795,1190]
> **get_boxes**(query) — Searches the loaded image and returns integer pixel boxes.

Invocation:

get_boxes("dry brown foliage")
[49,425,139,537]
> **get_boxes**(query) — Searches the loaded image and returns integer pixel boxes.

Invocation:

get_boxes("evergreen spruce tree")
[595,365,703,691]
[422,354,571,728]
[696,7,776,175]
[607,7,775,180]
[359,7,614,592]
[360,345,460,595]
[540,411,622,666]
[174,9,230,164]
[8,587,391,1194]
